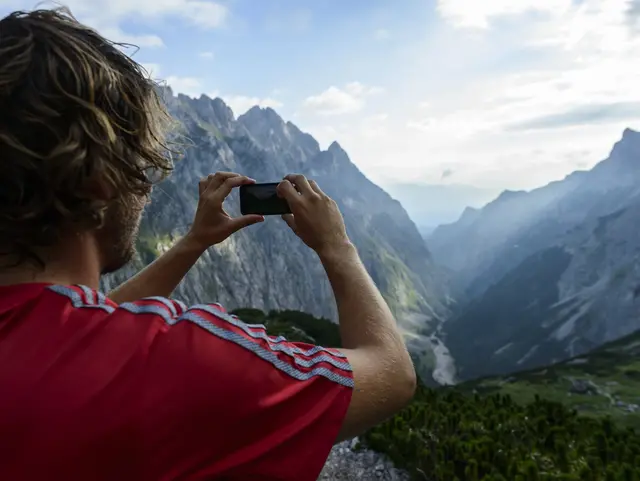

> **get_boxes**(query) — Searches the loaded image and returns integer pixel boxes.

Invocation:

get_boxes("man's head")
[0,8,173,275]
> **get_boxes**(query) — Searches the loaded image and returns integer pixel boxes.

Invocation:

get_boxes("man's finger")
[200,172,238,196]
[281,214,297,232]
[228,215,264,232]
[212,176,255,201]
[308,179,325,196]
[276,180,302,204]
[285,174,315,196]
[207,172,245,192]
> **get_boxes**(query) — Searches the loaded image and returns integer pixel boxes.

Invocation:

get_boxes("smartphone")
[239,182,292,216]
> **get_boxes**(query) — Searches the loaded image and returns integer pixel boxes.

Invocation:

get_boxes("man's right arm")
[277,174,417,442]
[320,243,416,441]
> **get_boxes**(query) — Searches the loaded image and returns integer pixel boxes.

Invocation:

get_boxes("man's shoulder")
[45,285,241,334]
[46,284,118,314]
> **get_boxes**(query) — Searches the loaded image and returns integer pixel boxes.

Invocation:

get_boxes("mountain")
[430,128,640,380]
[101,88,451,382]
[383,182,499,236]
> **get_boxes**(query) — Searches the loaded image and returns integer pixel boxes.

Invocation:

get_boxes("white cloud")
[165,76,204,97]
[99,26,164,47]
[303,82,384,116]
[437,0,572,29]
[199,51,215,59]
[6,0,228,49]
[140,63,162,78]
[290,0,640,193]
[225,96,284,116]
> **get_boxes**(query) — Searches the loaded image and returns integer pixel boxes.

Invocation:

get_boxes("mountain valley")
[430,129,640,381]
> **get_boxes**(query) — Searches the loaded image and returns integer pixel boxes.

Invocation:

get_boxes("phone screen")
[240,183,292,216]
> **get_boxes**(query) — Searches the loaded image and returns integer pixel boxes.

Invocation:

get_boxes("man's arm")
[320,243,416,441]
[277,175,417,442]
[109,172,263,304]
[108,235,205,304]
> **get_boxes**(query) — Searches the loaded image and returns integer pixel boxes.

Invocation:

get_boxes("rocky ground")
[318,438,410,481]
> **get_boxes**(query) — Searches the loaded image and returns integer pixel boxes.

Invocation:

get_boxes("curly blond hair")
[0,8,174,267]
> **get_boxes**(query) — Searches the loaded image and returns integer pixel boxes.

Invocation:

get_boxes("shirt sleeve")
[113,297,353,481]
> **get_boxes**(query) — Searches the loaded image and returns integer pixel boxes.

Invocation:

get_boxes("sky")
[3,0,640,192]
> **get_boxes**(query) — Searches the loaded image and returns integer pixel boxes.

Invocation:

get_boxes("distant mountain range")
[430,128,640,380]
[384,183,499,236]
[102,88,451,383]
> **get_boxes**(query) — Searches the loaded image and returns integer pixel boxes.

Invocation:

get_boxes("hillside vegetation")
[461,329,640,430]
[365,386,640,481]
[247,308,640,480]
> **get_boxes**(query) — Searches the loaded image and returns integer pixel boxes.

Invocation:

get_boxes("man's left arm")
[108,234,206,303]
[108,172,263,304]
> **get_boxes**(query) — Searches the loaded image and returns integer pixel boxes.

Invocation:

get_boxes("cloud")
[199,51,215,59]
[99,26,164,48]
[437,0,572,29]
[407,0,640,136]
[139,65,205,99]
[507,102,640,131]
[140,63,163,80]
[165,76,204,97]
[303,82,384,116]
[225,96,284,116]
[7,0,228,49]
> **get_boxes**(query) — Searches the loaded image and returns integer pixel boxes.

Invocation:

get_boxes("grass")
[459,330,640,430]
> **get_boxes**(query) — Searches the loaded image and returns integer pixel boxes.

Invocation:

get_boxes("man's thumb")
[231,215,264,231]
[281,214,297,232]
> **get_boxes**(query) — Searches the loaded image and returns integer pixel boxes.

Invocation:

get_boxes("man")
[0,8,416,481]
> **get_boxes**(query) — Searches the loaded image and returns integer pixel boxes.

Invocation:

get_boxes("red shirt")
[0,283,352,481]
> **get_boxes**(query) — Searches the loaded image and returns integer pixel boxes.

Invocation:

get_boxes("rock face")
[101,88,450,381]
[319,439,410,480]
[431,129,640,380]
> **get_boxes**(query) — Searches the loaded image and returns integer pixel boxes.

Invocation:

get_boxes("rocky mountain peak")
[459,206,480,224]
[494,189,527,203]
[236,108,321,162]
[328,141,346,154]
[622,127,639,141]
[241,105,284,124]
[587,127,640,187]
[610,128,640,163]
[196,95,236,130]
[311,141,355,177]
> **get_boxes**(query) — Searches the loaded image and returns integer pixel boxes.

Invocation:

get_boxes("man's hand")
[187,172,264,249]
[276,174,352,257]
